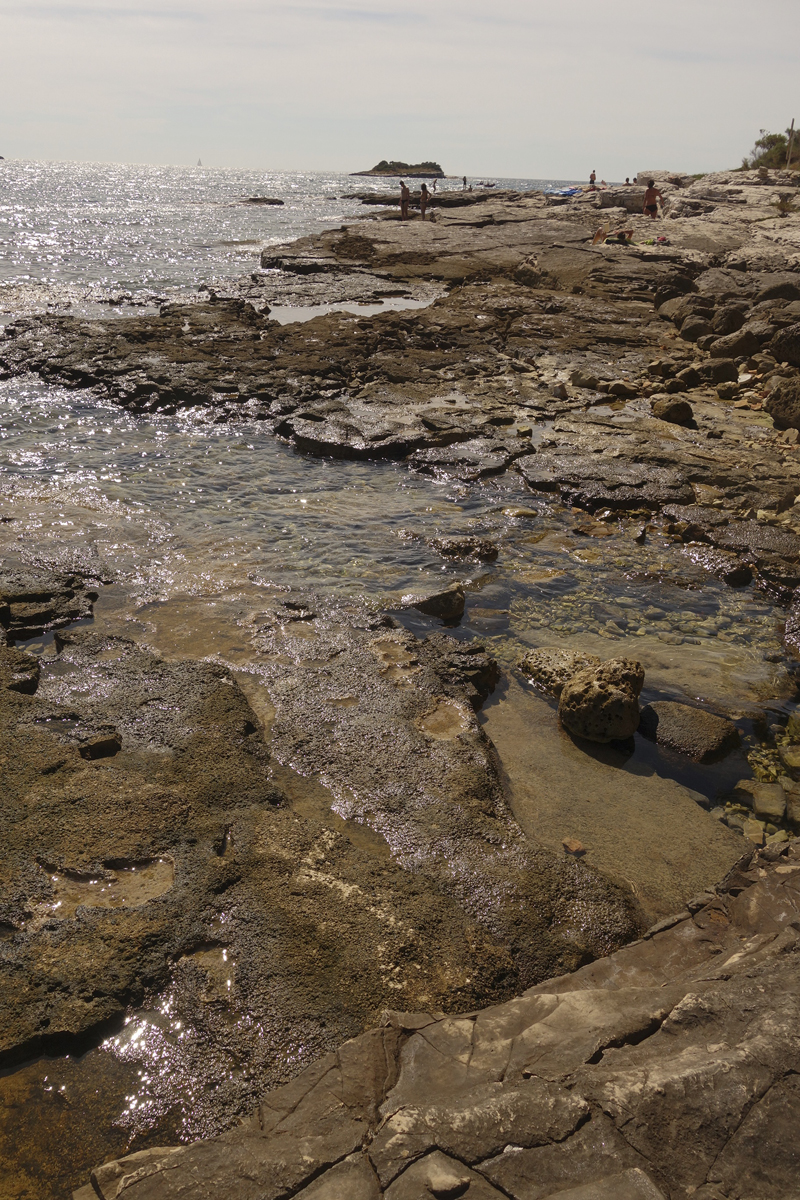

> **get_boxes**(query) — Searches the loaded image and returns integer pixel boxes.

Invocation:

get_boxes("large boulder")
[755,279,800,303]
[695,358,739,385]
[711,306,746,336]
[558,659,644,743]
[709,328,760,358]
[638,701,740,764]
[765,377,800,430]
[771,323,800,367]
[650,395,693,425]
[679,315,713,343]
[518,648,601,698]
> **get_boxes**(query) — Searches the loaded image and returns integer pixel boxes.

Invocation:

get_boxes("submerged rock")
[785,588,800,659]
[401,581,466,621]
[427,535,499,562]
[558,659,644,743]
[638,700,740,763]
[728,779,787,822]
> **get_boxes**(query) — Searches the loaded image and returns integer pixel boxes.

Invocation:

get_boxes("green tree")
[743,127,800,170]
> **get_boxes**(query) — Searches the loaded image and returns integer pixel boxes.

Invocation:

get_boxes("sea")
[0,161,573,304]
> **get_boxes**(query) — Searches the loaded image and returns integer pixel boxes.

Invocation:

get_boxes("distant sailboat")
[197,158,202,167]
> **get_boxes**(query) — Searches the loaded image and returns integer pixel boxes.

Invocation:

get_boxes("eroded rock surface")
[518,647,602,698]
[6,169,800,1197]
[0,593,637,1123]
[558,658,644,743]
[82,840,800,1200]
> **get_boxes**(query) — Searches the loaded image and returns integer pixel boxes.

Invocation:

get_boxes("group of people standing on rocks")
[399,180,432,220]
[589,169,664,217]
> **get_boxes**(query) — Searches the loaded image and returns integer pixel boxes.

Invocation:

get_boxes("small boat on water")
[197,158,202,166]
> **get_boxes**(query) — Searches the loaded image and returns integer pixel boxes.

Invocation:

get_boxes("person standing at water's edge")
[643,179,664,218]
[400,180,410,220]
[589,168,596,187]
[420,183,429,220]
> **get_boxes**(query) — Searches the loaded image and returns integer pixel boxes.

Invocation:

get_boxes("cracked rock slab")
[82,842,800,1199]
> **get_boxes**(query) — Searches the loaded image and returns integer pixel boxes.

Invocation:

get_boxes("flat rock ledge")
[78,840,800,1200]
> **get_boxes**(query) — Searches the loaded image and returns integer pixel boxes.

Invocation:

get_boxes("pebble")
[744,818,766,845]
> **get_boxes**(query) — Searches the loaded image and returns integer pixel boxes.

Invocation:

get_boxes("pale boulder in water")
[518,647,601,698]
[558,658,644,743]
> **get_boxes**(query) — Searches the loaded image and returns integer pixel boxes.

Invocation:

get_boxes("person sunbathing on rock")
[643,180,664,218]
[605,228,634,245]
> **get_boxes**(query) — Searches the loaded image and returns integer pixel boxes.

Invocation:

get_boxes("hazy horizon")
[1,0,798,180]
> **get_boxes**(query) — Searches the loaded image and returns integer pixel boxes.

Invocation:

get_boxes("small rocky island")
[352,159,445,178]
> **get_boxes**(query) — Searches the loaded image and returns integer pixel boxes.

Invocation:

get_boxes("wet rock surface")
[82,840,800,1200]
[639,701,740,763]
[0,562,105,640]
[0,590,638,1193]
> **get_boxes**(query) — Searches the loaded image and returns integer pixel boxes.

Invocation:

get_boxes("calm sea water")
[0,160,575,301]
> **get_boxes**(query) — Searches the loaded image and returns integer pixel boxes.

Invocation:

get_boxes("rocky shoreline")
[74,836,800,1200]
[2,167,800,1197]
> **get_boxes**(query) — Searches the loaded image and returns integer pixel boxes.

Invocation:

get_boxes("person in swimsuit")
[462,175,467,189]
[643,179,663,218]
[589,169,596,189]
[420,183,429,220]
[400,181,410,220]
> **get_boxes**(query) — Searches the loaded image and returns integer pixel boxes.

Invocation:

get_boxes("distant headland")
[351,159,445,178]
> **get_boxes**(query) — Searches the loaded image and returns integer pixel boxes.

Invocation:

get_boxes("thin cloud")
[278,5,425,23]
[1,2,205,19]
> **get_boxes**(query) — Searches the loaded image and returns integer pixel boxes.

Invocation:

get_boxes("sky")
[1,0,798,179]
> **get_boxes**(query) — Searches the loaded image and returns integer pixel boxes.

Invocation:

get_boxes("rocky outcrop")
[0,585,638,1104]
[0,563,106,640]
[77,839,800,1200]
[558,658,644,743]
[352,160,445,178]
